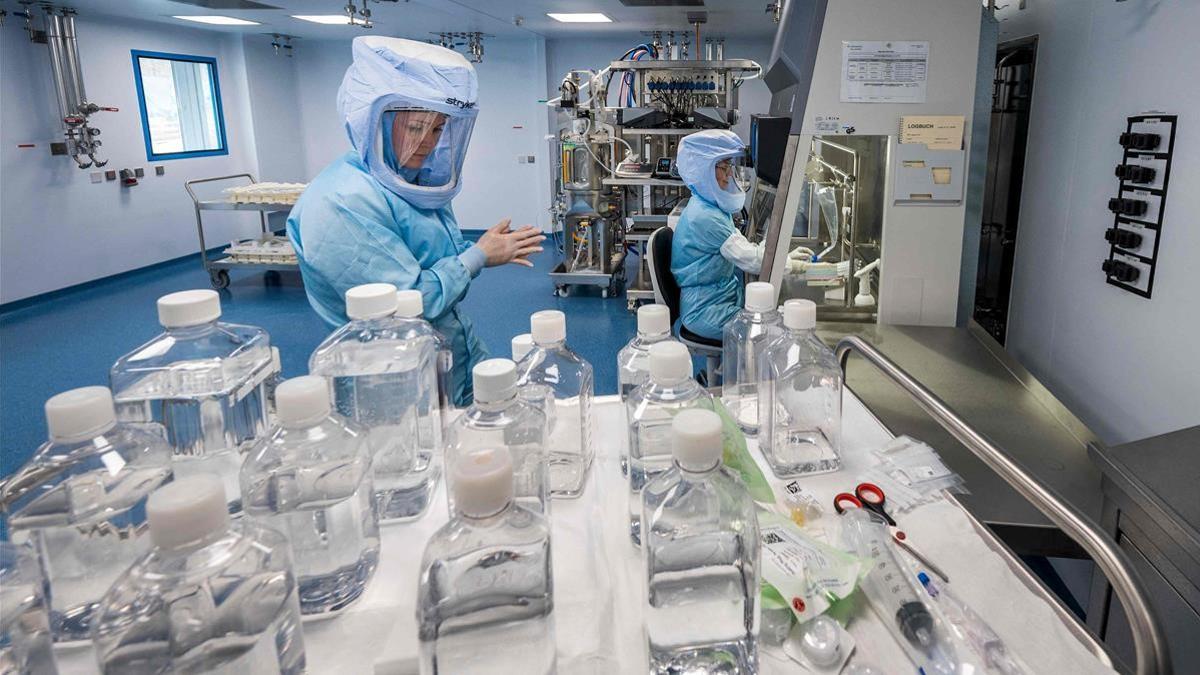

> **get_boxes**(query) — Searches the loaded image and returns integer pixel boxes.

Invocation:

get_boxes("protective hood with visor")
[676,129,750,214]
[338,36,479,210]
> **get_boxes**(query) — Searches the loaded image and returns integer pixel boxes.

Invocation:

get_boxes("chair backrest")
[647,226,681,324]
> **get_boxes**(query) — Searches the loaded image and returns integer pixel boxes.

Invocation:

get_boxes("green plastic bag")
[711,398,775,504]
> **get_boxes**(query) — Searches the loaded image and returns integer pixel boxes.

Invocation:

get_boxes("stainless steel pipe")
[43,12,74,122]
[60,11,88,112]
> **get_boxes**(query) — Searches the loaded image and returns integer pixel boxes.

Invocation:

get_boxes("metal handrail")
[835,335,1171,675]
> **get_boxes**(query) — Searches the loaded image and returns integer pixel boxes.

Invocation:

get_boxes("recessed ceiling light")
[547,13,613,23]
[173,15,261,26]
[292,14,354,25]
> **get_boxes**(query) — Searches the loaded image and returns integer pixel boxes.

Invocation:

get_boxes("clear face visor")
[375,108,471,189]
[715,154,752,194]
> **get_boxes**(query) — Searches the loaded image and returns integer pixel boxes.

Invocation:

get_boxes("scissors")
[833,482,949,583]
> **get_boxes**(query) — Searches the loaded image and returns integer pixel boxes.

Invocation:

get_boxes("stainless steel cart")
[185,174,299,290]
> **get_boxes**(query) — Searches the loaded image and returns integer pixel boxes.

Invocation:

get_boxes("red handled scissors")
[833,482,949,582]
[833,482,895,526]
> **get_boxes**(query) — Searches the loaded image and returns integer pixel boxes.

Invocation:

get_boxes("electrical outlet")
[134,167,145,178]
[90,172,104,184]
[155,165,165,176]
[105,170,117,181]
[526,155,536,164]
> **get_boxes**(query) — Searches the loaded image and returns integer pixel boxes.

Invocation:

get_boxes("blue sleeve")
[300,197,474,323]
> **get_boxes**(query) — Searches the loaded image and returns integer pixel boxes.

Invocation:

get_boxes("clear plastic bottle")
[642,409,761,674]
[760,299,843,477]
[511,333,556,436]
[516,310,594,498]
[617,304,673,402]
[309,284,444,522]
[92,475,306,674]
[417,447,555,675]
[0,542,58,674]
[626,341,713,547]
[240,376,380,616]
[1,387,172,643]
[110,289,276,514]
[617,304,673,478]
[721,281,783,436]
[445,359,548,517]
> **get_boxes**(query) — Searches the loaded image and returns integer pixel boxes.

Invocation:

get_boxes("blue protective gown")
[287,151,488,405]
[671,194,744,340]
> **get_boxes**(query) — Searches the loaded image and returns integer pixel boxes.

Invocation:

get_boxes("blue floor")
[0,244,638,478]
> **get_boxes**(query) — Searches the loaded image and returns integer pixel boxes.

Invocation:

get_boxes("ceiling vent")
[618,0,705,7]
[168,0,282,9]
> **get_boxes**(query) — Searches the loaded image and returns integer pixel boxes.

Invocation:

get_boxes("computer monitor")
[750,114,791,187]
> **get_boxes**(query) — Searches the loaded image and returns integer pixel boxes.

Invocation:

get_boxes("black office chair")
[646,227,722,384]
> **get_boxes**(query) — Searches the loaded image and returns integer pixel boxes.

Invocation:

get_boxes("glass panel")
[776,135,887,321]
[137,56,222,156]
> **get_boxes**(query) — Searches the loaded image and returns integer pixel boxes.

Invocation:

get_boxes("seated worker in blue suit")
[287,37,544,405]
[670,130,765,340]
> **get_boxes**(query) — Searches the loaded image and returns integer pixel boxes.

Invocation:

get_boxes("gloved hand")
[786,246,815,275]
[788,245,815,261]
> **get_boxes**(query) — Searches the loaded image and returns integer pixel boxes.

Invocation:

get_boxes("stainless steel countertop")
[817,321,1104,554]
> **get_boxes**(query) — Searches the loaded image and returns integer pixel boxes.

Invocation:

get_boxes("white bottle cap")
[146,475,230,551]
[745,282,776,312]
[783,299,818,330]
[472,359,518,404]
[511,333,534,362]
[637,304,671,337]
[44,386,117,443]
[157,289,221,328]
[530,310,566,345]
[671,409,724,472]
[345,283,398,320]
[649,341,692,383]
[275,376,332,428]
[451,447,514,518]
[394,289,424,318]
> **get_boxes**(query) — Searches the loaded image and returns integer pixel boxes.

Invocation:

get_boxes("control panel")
[1103,114,1176,298]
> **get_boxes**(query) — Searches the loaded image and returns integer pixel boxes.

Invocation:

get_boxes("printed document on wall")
[841,41,929,104]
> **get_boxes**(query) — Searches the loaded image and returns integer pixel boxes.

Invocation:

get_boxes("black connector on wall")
[1104,227,1143,250]
[1101,259,1140,283]
[1107,197,1148,217]
[1114,163,1156,183]
[1118,131,1161,151]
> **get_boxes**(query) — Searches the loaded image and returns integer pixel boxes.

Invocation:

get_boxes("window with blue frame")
[131,50,227,161]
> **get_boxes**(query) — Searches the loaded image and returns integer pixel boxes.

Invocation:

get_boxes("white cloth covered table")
[57,393,1114,674]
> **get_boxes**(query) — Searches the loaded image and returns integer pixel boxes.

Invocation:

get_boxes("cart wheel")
[210,270,230,290]
[263,270,281,285]
[554,285,567,298]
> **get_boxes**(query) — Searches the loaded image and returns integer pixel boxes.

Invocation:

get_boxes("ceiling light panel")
[173,15,261,25]
[291,14,356,25]
[547,13,614,23]
[169,0,280,8]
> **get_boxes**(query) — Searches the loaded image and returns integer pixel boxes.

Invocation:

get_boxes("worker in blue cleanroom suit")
[670,129,765,340]
[287,37,544,405]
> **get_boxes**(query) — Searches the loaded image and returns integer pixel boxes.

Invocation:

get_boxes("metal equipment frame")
[184,174,298,290]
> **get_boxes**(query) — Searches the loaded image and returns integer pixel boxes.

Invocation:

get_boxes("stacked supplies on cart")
[224,235,298,264]
[223,182,308,204]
